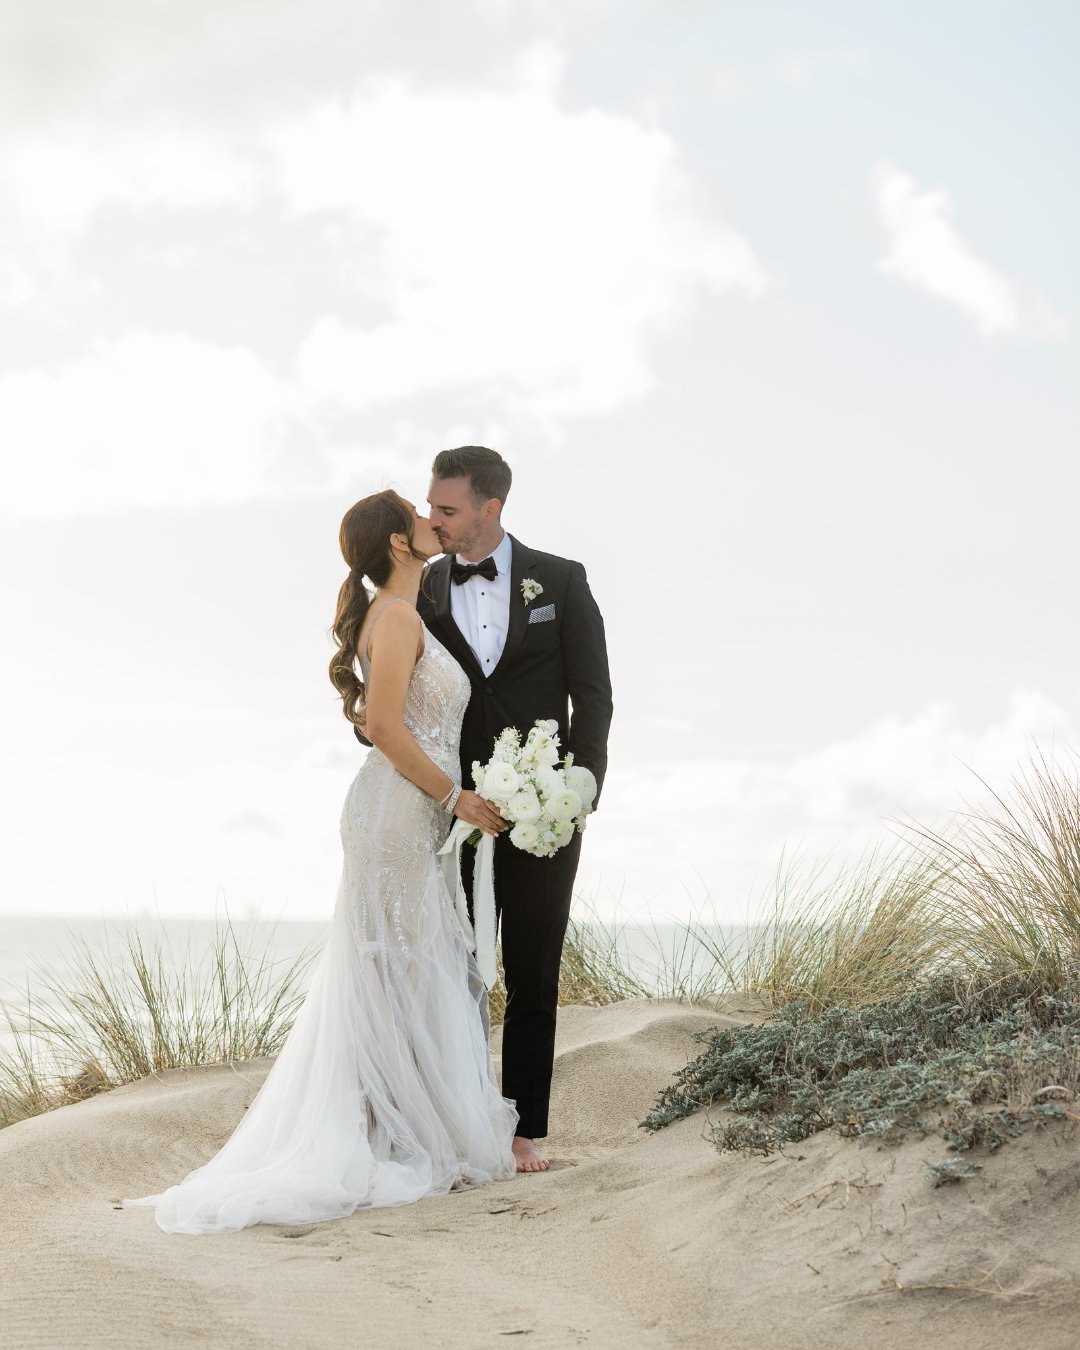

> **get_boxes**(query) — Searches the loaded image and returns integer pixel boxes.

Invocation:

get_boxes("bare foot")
[512,1136,550,1173]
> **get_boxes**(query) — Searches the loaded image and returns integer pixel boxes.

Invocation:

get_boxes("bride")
[123,489,518,1234]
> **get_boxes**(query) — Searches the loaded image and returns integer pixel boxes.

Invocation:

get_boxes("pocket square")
[528,603,556,625]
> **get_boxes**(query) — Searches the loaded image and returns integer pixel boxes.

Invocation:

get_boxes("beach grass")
[0,919,319,1128]
[909,744,1080,993]
[642,746,1080,1011]
[694,844,948,1012]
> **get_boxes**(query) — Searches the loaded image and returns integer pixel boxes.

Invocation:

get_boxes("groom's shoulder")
[512,537,587,577]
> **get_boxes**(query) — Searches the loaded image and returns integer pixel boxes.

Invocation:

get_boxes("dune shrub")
[641,969,1080,1175]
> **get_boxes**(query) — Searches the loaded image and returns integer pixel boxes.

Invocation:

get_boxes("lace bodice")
[359,599,470,779]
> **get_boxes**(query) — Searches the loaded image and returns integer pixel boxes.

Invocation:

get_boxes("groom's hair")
[432,446,511,508]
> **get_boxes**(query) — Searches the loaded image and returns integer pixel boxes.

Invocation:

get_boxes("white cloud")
[582,689,1079,920]
[0,44,776,512]
[871,161,1070,340]
[275,46,774,420]
[2,132,260,240]
[0,332,292,518]
[0,126,264,316]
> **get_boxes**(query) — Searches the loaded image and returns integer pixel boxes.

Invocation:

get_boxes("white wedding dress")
[123,599,518,1234]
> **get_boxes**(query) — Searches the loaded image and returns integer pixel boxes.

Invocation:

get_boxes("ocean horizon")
[0,912,748,1061]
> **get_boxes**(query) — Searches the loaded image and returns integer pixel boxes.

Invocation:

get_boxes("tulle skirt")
[123,751,519,1234]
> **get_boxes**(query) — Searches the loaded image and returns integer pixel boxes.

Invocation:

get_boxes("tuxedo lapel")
[426,555,484,679]
[490,534,538,678]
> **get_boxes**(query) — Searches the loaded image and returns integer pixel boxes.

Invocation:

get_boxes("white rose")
[483,762,521,801]
[510,821,540,851]
[507,787,543,823]
[565,765,597,810]
[548,788,582,821]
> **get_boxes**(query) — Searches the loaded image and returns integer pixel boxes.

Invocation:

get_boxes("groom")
[420,446,612,1173]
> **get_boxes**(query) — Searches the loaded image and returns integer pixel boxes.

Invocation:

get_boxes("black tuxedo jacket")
[421,535,612,804]
[356,535,613,808]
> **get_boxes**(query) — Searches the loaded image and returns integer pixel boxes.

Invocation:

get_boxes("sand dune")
[1,997,1078,1349]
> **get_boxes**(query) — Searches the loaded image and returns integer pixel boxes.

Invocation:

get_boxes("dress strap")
[360,597,416,668]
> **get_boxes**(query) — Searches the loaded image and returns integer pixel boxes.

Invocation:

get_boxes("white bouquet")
[470,719,597,858]
[438,719,597,989]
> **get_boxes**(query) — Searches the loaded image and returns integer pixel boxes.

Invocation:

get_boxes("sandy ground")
[1,997,1078,1350]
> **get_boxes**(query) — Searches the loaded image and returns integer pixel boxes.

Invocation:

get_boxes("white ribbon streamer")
[437,819,498,989]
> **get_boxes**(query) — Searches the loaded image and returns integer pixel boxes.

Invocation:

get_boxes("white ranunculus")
[483,762,521,801]
[507,787,543,823]
[565,765,597,810]
[534,764,563,800]
[510,821,540,850]
[548,788,583,821]
[552,818,575,844]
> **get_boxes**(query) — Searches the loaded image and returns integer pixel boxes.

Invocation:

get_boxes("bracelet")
[438,783,462,814]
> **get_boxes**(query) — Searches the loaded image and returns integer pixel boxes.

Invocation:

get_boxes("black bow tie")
[451,557,498,585]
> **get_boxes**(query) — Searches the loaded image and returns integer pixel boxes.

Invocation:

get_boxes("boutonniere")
[521,578,543,606]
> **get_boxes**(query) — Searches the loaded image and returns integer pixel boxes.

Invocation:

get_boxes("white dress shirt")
[449,531,512,675]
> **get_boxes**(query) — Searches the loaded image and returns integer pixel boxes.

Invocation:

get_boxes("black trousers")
[461,828,583,1139]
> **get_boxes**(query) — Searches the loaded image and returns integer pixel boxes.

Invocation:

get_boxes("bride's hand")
[453,790,509,836]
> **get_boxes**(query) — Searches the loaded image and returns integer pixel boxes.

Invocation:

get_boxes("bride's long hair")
[329,489,426,726]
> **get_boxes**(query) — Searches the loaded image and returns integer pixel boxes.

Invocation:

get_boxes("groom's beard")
[435,529,480,557]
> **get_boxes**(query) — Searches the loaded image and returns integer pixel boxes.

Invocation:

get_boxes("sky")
[1,0,1078,927]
